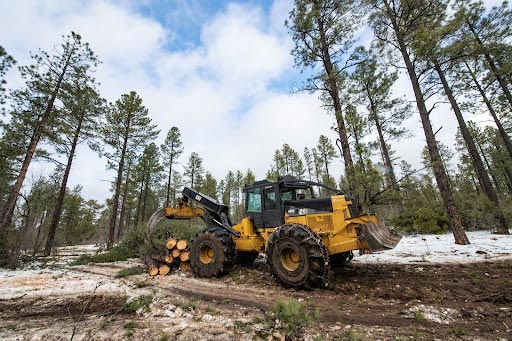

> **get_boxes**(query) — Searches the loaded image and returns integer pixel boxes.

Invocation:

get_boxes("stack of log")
[147,237,191,276]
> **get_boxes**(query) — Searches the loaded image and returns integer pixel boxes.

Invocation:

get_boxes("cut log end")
[159,264,171,276]
[176,240,188,250]
[179,251,190,262]
[172,249,181,258]
[164,255,174,264]
[166,238,177,249]
[149,265,159,276]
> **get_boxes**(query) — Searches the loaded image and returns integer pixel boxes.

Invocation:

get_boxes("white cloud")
[2,0,499,204]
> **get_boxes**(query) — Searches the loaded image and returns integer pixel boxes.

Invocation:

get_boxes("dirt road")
[1,254,511,340]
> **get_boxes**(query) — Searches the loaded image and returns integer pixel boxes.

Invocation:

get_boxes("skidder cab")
[148,175,401,288]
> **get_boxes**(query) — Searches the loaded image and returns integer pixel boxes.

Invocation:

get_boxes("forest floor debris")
[0,230,511,340]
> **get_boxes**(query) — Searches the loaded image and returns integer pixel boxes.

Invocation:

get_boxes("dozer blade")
[147,208,167,250]
[364,221,402,252]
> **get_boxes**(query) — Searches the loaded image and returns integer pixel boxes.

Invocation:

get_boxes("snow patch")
[354,230,512,264]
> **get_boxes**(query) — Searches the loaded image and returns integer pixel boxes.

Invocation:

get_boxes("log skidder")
[148,176,402,289]
[267,223,330,288]
[190,226,236,277]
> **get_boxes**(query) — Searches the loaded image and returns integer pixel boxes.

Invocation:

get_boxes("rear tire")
[266,223,330,288]
[190,226,236,277]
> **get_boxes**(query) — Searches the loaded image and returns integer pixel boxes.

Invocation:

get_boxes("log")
[172,249,181,258]
[166,238,177,250]
[159,264,171,276]
[179,262,191,272]
[164,255,174,264]
[176,240,188,250]
[179,251,190,262]
[149,265,159,276]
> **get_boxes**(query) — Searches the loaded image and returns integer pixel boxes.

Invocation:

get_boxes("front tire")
[190,226,236,278]
[266,224,329,288]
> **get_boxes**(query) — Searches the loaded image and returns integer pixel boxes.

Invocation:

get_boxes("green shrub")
[71,227,145,265]
[116,266,145,278]
[125,295,153,313]
[391,205,448,234]
[268,299,313,335]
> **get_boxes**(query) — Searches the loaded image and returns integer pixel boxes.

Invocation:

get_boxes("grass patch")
[451,328,469,336]
[205,305,216,315]
[341,330,364,341]
[156,333,170,341]
[124,321,138,330]
[116,266,145,278]
[134,280,150,288]
[268,299,314,336]
[125,295,153,314]
[414,311,426,322]
[173,298,198,311]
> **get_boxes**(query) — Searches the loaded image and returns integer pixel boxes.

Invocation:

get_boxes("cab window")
[247,188,262,213]
[263,189,277,210]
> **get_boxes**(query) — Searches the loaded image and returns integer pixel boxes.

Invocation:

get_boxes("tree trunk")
[107,122,131,249]
[383,0,469,244]
[368,94,399,192]
[465,62,512,160]
[435,61,508,234]
[476,140,502,193]
[0,48,75,232]
[314,7,356,197]
[465,19,512,108]
[117,162,132,241]
[165,154,173,207]
[43,115,83,256]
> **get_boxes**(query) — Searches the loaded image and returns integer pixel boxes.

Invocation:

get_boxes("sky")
[0,0,503,203]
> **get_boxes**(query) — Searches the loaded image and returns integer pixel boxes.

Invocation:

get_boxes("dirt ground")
[1,248,511,341]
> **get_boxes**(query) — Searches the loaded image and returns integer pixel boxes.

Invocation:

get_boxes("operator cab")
[245,175,342,228]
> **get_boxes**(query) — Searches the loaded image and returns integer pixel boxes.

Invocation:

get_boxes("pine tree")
[316,135,336,178]
[0,46,16,112]
[350,46,410,192]
[44,79,104,256]
[161,127,183,207]
[287,0,363,197]
[1,32,98,233]
[369,0,470,244]
[184,152,204,189]
[96,91,159,249]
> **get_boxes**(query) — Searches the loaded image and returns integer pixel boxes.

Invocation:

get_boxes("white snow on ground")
[354,230,512,264]
[0,268,133,300]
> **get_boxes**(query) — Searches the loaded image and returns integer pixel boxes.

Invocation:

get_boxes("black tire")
[329,251,353,269]
[236,251,259,265]
[190,226,236,278]
[266,223,330,288]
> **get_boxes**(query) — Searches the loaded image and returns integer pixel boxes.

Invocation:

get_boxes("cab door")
[262,185,283,227]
